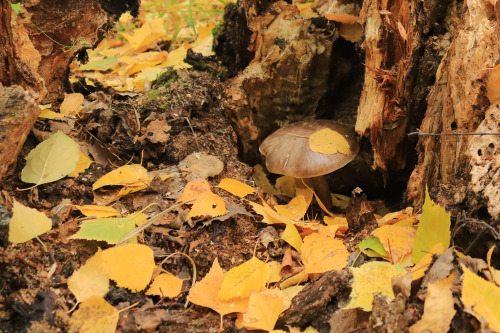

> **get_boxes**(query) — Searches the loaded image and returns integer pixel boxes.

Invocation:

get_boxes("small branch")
[408,128,500,136]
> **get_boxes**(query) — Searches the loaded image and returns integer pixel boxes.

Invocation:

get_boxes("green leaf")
[10,3,21,14]
[21,131,80,186]
[78,57,118,71]
[412,189,451,263]
[357,236,389,258]
[70,213,145,244]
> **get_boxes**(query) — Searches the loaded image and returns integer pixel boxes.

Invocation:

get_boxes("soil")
[0,68,497,333]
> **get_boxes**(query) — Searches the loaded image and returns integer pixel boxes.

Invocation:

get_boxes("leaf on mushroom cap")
[259,120,359,178]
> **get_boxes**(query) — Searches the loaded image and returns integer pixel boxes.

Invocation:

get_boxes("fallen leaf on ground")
[177,179,212,202]
[302,233,349,274]
[188,258,249,317]
[412,189,450,263]
[71,213,145,244]
[372,224,416,266]
[93,164,149,190]
[187,192,227,219]
[345,261,404,311]
[409,273,455,333]
[74,205,120,218]
[68,249,109,303]
[100,244,155,292]
[242,289,291,331]
[274,195,308,221]
[21,131,80,186]
[68,152,93,178]
[146,272,183,298]
[281,223,303,252]
[218,178,255,198]
[219,256,271,300]
[8,200,52,244]
[461,266,500,332]
[60,93,84,115]
[69,296,118,333]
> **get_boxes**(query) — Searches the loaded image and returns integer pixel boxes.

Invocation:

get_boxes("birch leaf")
[21,131,80,185]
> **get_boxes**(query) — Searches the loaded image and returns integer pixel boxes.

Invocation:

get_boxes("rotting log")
[407,0,500,213]
[222,0,337,161]
[0,0,139,179]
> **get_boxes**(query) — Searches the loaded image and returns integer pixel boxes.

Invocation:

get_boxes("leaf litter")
[2,1,500,332]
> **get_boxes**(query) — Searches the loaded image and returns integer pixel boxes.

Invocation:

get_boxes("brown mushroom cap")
[259,120,359,178]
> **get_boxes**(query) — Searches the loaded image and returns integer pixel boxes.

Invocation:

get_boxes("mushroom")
[259,119,359,209]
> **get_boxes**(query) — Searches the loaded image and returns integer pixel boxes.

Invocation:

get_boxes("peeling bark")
[408,0,500,210]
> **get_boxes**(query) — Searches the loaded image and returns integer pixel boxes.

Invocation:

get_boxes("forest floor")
[1,1,499,333]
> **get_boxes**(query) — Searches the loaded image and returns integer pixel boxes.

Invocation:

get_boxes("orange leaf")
[302,233,349,274]
[325,13,359,24]
[242,289,291,331]
[274,195,308,221]
[146,273,183,298]
[74,205,120,218]
[60,93,84,115]
[218,256,271,300]
[188,258,249,316]
[177,179,212,202]
[68,152,93,178]
[69,296,118,333]
[187,192,227,219]
[100,244,155,292]
[371,224,416,266]
[487,64,500,104]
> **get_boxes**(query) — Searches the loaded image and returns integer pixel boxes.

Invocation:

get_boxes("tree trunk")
[0,0,138,179]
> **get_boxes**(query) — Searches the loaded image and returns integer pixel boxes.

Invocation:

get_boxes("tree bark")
[0,0,138,179]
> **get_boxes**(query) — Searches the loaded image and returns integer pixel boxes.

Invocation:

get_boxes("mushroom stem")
[295,175,332,210]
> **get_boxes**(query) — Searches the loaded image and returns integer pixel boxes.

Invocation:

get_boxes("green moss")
[154,69,179,88]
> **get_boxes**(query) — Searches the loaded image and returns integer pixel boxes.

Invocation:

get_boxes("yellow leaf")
[279,270,309,289]
[302,233,349,274]
[219,256,271,300]
[188,258,249,316]
[282,223,303,253]
[177,179,212,202]
[187,192,227,219]
[122,17,167,53]
[8,201,52,243]
[21,131,80,185]
[409,274,455,333]
[93,164,149,190]
[100,244,155,292]
[372,224,416,266]
[68,250,109,303]
[261,200,297,225]
[252,164,278,195]
[345,262,404,311]
[412,189,450,263]
[462,266,500,331]
[68,152,93,178]
[69,296,118,333]
[162,46,190,69]
[146,273,183,298]
[74,205,120,218]
[487,246,500,286]
[309,128,351,155]
[117,173,176,196]
[267,261,282,283]
[274,195,308,221]
[191,23,216,57]
[281,285,304,302]
[275,175,296,198]
[411,243,444,281]
[38,108,64,119]
[323,216,348,235]
[60,93,84,115]
[218,178,255,198]
[242,289,291,331]
[249,201,283,225]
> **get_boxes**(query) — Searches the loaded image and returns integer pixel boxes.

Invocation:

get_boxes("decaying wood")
[408,0,500,210]
[0,0,138,179]
[223,1,336,161]
[356,0,452,175]
[0,85,39,178]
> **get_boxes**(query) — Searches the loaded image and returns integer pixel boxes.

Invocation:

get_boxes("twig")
[408,128,500,136]
[117,200,194,244]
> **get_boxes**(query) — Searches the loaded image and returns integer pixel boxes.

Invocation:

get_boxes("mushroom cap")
[259,120,359,178]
